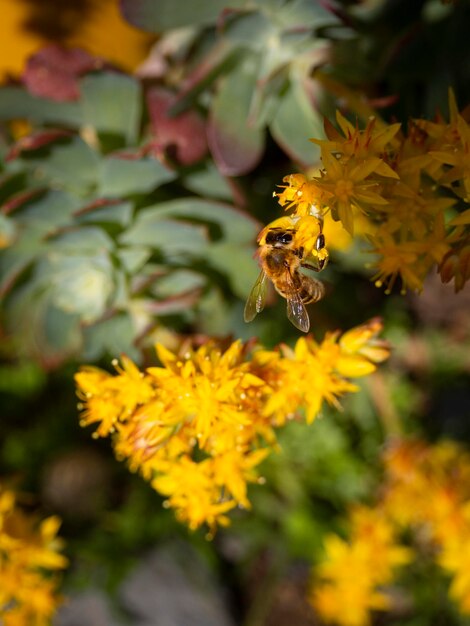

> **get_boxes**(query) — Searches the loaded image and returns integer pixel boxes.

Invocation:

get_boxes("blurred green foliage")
[0,71,261,363]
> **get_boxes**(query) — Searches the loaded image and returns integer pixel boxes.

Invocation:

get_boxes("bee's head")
[262,229,294,247]
[257,217,297,247]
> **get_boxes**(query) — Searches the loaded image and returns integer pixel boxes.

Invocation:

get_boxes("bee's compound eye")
[278,232,293,244]
[265,229,294,245]
[316,233,325,250]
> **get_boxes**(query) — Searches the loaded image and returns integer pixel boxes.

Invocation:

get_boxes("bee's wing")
[244,270,268,322]
[284,270,310,333]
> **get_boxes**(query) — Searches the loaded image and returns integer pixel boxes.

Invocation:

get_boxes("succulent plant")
[121,0,470,175]
[0,67,259,365]
[122,0,343,173]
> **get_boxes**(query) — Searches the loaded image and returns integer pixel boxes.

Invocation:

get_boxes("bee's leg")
[302,261,325,272]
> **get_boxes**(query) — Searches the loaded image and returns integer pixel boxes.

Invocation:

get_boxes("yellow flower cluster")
[275,91,470,294]
[75,319,389,533]
[0,486,67,626]
[311,507,412,626]
[310,438,470,625]
[383,439,470,615]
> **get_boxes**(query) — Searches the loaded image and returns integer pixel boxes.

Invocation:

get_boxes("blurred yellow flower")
[0,0,152,81]
[313,437,470,624]
[0,485,67,626]
[311,507,412,626]
[0,0,45,80]
[152,457,237,531]
[68,0,154,72]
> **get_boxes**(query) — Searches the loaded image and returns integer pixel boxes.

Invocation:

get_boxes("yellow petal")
[336,355,377,377]
[340,318,383,353]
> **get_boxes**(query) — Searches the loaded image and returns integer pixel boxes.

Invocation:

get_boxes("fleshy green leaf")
[99,156,175,197]
[5,283,82,365]
[75,200,134,227]
[45,255,114,323]
[120,0,247,31]
[48,226,115,253]
[181,162,233,201]
[224,10,275,50]
[0,87,82,125]
[0,247,37,298]
[12,190,82,234]
[270,78,323,165]
[18,135,100,195]
[80,73,141,144]
[207,54,265,176]
[120,216,208,258]
[205,241,260,298]
[30,245,115,324]
[116,246,152,273]
[82,313,140,362]
[276,0,338,30]
[0,214,17,247]
[138,198,259,244]
[151,269,206,298]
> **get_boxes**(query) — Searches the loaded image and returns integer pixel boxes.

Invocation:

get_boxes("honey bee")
[244,215,328,332]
